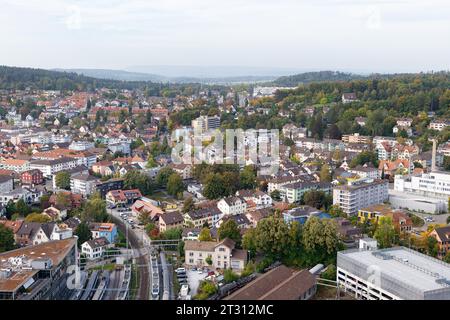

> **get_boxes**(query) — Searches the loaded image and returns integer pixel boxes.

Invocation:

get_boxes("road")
[410,211,449,231]
[109,210,150,300]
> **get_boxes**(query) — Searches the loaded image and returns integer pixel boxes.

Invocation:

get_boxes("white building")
[69,140,95,151]
[29,157,78,178]
[70,174,100,197]
[429,120,449,131]
[0,176,14,194]
[394,171,450,199]
[81,237,111,260]
[217,196,247,216]
[191,115,221,133]
[333,179,389,215]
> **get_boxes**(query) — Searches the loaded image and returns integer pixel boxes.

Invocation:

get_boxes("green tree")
[74,222,92,248]
[242,228,257,258]
[270,190,282,201]
[155,167,175,188]
[203,173,227,200]
[303,190,331,210]
[205,255,213,265]
[302,217,340,264]
[217,219,241,246]
[0,224,15,253]
[239,166,257,190]
[124,170,153,195]
[55,171,71,190]
[182,197,195,213]
[253,216,290,258]
[15,199,31,216]
[320,164,332,182]
[374,217,396,248]
[223,269,239,283]
[198,227,213,241]
[167,173,184,196]
[82,193,108,222]
[444,251,450,264]
[426,236,439,257]
[55,192,71,209]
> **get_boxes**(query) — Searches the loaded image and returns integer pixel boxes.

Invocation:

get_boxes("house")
[281,181,331,204]
[182,228,202,241]
[131,199,164,220]
[106,189,142,207]
[334,218,363,245]
[42,206,67,221]
[217,196,247,216]
[92,160,115,176]
[15,222,60,246]
[342,93,358,103]
[0,175,14,193]
[235,190,273,209]
[184,206,223,228]
[429,226,450,259]
[0,158,30,173]
[246,208,272,227]
[216,214,251,229]
[378,159,411,180]
[355,117,367,127]
[184,238,247,271]
[89,222,118,243]
[170,164,193,180]
[358,204,412,233]
[95,178,124,198]
[49,191,83,210]
[348,164,378,179]
[0,219,23,239]
[429,120,450,131]
[282,206,330,224]
[20,169,44,186]
[224,265,316,300]
[158,211,184,232]
[81,237,112,260]
[396,118,413,127]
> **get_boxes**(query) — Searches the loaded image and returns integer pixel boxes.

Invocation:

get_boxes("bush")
[223,269,239,283]
[194,280,217,300]
[241,262,256,278]
[321,265,336,281]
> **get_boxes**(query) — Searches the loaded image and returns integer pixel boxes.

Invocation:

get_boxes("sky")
[0,0,449,74]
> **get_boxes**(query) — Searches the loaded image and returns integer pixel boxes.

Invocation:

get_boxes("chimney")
[431,138,437,172]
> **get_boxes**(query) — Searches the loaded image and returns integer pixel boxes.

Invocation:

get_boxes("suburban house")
[184,238,248,271]
[170,163,193,180]
[42,206,67,221]
[184,207,223,228]
[132,199,164,220]
[89,222,118,243]
[20,169,44,186]
[342,92,358,103]
[430,226,450,259]
[15,222,67,246]
[81,237,112,260]
[217,196,247,216]
[358,204,413,233]
[158,211,184,232]
[235,190,273,209]
[106,189,142,207]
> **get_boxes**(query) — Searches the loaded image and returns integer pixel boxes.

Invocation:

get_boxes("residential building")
[158,211,184,232]
[95,178,124,198]
[429,226,450,259]
[348,165,378,179]
[184,207,223,228]
[282,206,330,224]
[89,222,118,243]
[333,179,389,215]
[170,164,193,180]
[131,199,164,220]
[20,169,44,186]
[70,174,99,197]
[224,265,316,300]
[342,133,371,144]
[337,245,450,300]
[106,189,142,207]
[29,157,78,178]
[217,196,247,216]
[429,120,450,131]
[281,181,331,204]
[191,115,221,133]
[358,204,412,233]
[0,159,30,173]
[235,190,273,209]
[0,175,13,194]
[184,238,247,271]
[81,237,112,260]
[341,93,358,103]
[0,237,77,300]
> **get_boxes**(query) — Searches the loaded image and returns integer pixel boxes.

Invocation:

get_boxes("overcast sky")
[1,0,449,74]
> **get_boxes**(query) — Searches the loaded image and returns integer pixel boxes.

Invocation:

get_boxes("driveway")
[186,269,208,296]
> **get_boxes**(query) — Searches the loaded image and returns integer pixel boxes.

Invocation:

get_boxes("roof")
[0,219,23,234]
[89,222,116,233]
[0,175,13,184]
[338,247,450,297]
[159,211,184,225]
[84,237,110,248]
[433,226,450,242]
[0,238,77,293]
[184,237,236,252]
[225,265,316,300]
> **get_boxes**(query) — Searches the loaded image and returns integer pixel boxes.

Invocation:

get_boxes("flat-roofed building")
[337,245,450,300]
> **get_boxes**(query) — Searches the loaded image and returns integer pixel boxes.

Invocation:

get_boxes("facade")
[131,199,164,220]
[191,115,221,133]
[429,120,450,131]
[20,169,44,186]
[337,246,450,300]
[0,159,30,173]
[184,207,223,228]
[29,157,78,178]
[0,175,14,194]
[333,179,389,215]
[81,237,111,260]
[106,189,142,207]
[394,171,450,199]
[158,211,184,232]
[429,226,450,259]
[358,204,412,233]
[170,164,193,180]
[281,181,331,204]
[342,133,371,144]
[70,174,100,197]
[184,238,247,271]
[89,222,117,243]
[217,196,247,216]
[95,178,124,198]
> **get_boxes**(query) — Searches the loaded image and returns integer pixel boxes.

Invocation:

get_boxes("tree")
[444,252,450,264]
[302,217,340,264]
[374,217,396,248]
[349,151,379,168]
[239,166,257,190]
[15,199,31,216]
[167,173,184,196]
[320,164,332,182]
[217,219,241,246]
[25,213,51,223]
[205,255,213,265]
[55,192,71,209]
[328,205,347,218]
[203,173,227,200]
[40,194,51,210]
[223,269,239,283]
[55,171,71,190]
[0,224,15,253]
[182,197,195,213]
[138,210,151,225]
[161,227,182,240]
[426,236,439,257]
[146,156,158,168]
[155,167,174,188]
[242,228,257,258]
[321,265,337,281]
[270,190,281,201]
[253,216,290,258]
[303,190,331,210]
[82,193,108,222]
[198,227,213,241]
[124,170,153,195]
[74,222,92,248]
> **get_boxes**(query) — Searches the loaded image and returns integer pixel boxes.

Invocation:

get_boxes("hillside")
[271,71,366,87]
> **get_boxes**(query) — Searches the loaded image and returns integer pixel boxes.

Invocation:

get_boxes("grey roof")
[30,157,76,166]
[0,175,13,184]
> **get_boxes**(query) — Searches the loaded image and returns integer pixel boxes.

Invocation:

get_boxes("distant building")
[81,237,112,260]
[341,93,358,104]
[394,171,450,199]
[429,226,450,259]
[20,169,44,186]
[191,115,220,133]
[429,120,449,131]
[358,204,412,233]
[89,222,118,243]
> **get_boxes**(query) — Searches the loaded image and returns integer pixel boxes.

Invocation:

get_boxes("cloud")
[65,5,82,30]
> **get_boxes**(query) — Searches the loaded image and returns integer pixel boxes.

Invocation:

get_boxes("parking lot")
[186,269,208,296]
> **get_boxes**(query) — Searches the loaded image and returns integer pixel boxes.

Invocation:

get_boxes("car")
[176,268,186,273]
[197,269,203,274]
[191,267,197,271]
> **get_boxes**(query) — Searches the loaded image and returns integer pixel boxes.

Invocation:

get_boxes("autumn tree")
[218,219,241,246]
[55,171,71,190]
[374,217,396,248]
[198,227,213,241]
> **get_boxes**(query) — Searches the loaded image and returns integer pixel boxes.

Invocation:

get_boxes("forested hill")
[271,71,366,86]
